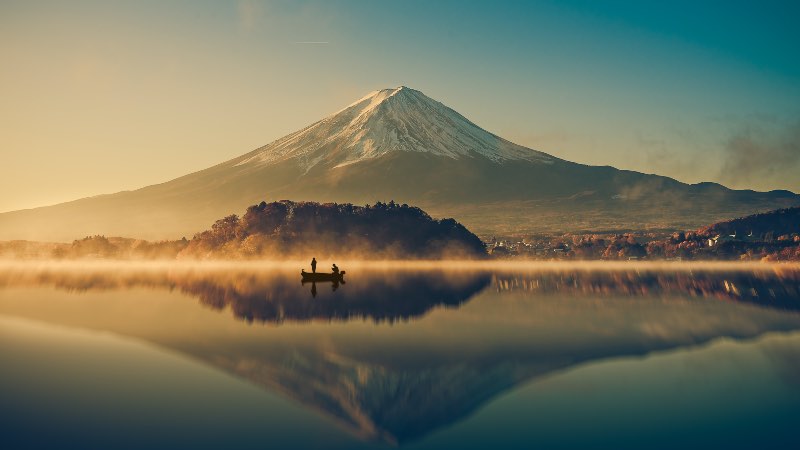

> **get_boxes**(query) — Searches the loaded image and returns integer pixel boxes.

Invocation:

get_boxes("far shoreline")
[1,258,798,273]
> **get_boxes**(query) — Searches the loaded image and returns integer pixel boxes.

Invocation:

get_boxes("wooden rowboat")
[301,270,345,282]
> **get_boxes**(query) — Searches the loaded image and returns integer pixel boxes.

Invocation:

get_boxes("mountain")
[1,86,798,241]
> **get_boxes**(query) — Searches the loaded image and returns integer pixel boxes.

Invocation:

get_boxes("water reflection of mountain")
[195,291,800,445]
[3,266,800,445]
[182,271,491,324]
[492,270,800,311]
[217,345,539,445]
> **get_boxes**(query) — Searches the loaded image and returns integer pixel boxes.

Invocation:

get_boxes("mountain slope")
[1,86,798,241]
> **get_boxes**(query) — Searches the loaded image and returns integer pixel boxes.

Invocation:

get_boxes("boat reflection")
[302,278,343,298]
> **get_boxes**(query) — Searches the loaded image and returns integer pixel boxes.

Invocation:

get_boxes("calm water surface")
[1,262,799,449]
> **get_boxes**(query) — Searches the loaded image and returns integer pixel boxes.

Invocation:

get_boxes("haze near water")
[1,261,799,449]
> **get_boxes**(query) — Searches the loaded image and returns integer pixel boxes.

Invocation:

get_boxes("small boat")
[301,269,345,282]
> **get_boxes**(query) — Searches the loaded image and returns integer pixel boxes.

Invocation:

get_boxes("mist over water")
[1,260,799,448]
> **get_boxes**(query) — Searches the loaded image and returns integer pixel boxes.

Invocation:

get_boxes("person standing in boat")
[311,257,317,273]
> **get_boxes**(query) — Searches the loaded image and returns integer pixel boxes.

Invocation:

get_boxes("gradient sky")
[1,0,799,212]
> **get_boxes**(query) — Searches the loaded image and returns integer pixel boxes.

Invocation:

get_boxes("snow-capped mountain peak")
[235,86,555,170]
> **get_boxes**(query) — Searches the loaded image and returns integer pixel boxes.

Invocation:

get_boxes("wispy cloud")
[717,120,800,190]
[637,130,709,182]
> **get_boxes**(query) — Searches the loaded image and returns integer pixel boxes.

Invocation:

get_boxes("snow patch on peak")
[235,86,556,170]
[334,86,405,115]
[330,86,408,121]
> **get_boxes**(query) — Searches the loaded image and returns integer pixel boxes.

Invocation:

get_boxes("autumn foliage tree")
[181,200,487,259]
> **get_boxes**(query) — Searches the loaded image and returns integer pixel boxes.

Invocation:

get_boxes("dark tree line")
[491,206,800,261]
[182,200,487,259]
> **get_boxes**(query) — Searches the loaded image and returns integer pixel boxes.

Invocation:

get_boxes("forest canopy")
[179,200,487,259]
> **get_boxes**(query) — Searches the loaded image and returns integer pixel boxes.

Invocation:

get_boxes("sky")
[1,0,799,212]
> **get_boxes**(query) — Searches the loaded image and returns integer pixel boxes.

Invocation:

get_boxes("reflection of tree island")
[1,267,798,317]
[183,271,491,324]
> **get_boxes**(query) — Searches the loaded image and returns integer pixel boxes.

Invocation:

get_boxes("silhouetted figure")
[331,263,339,275]
[311,257,317,273]
[310,282,317,298]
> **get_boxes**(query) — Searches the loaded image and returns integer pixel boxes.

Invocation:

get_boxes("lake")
[1,261,799,449]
